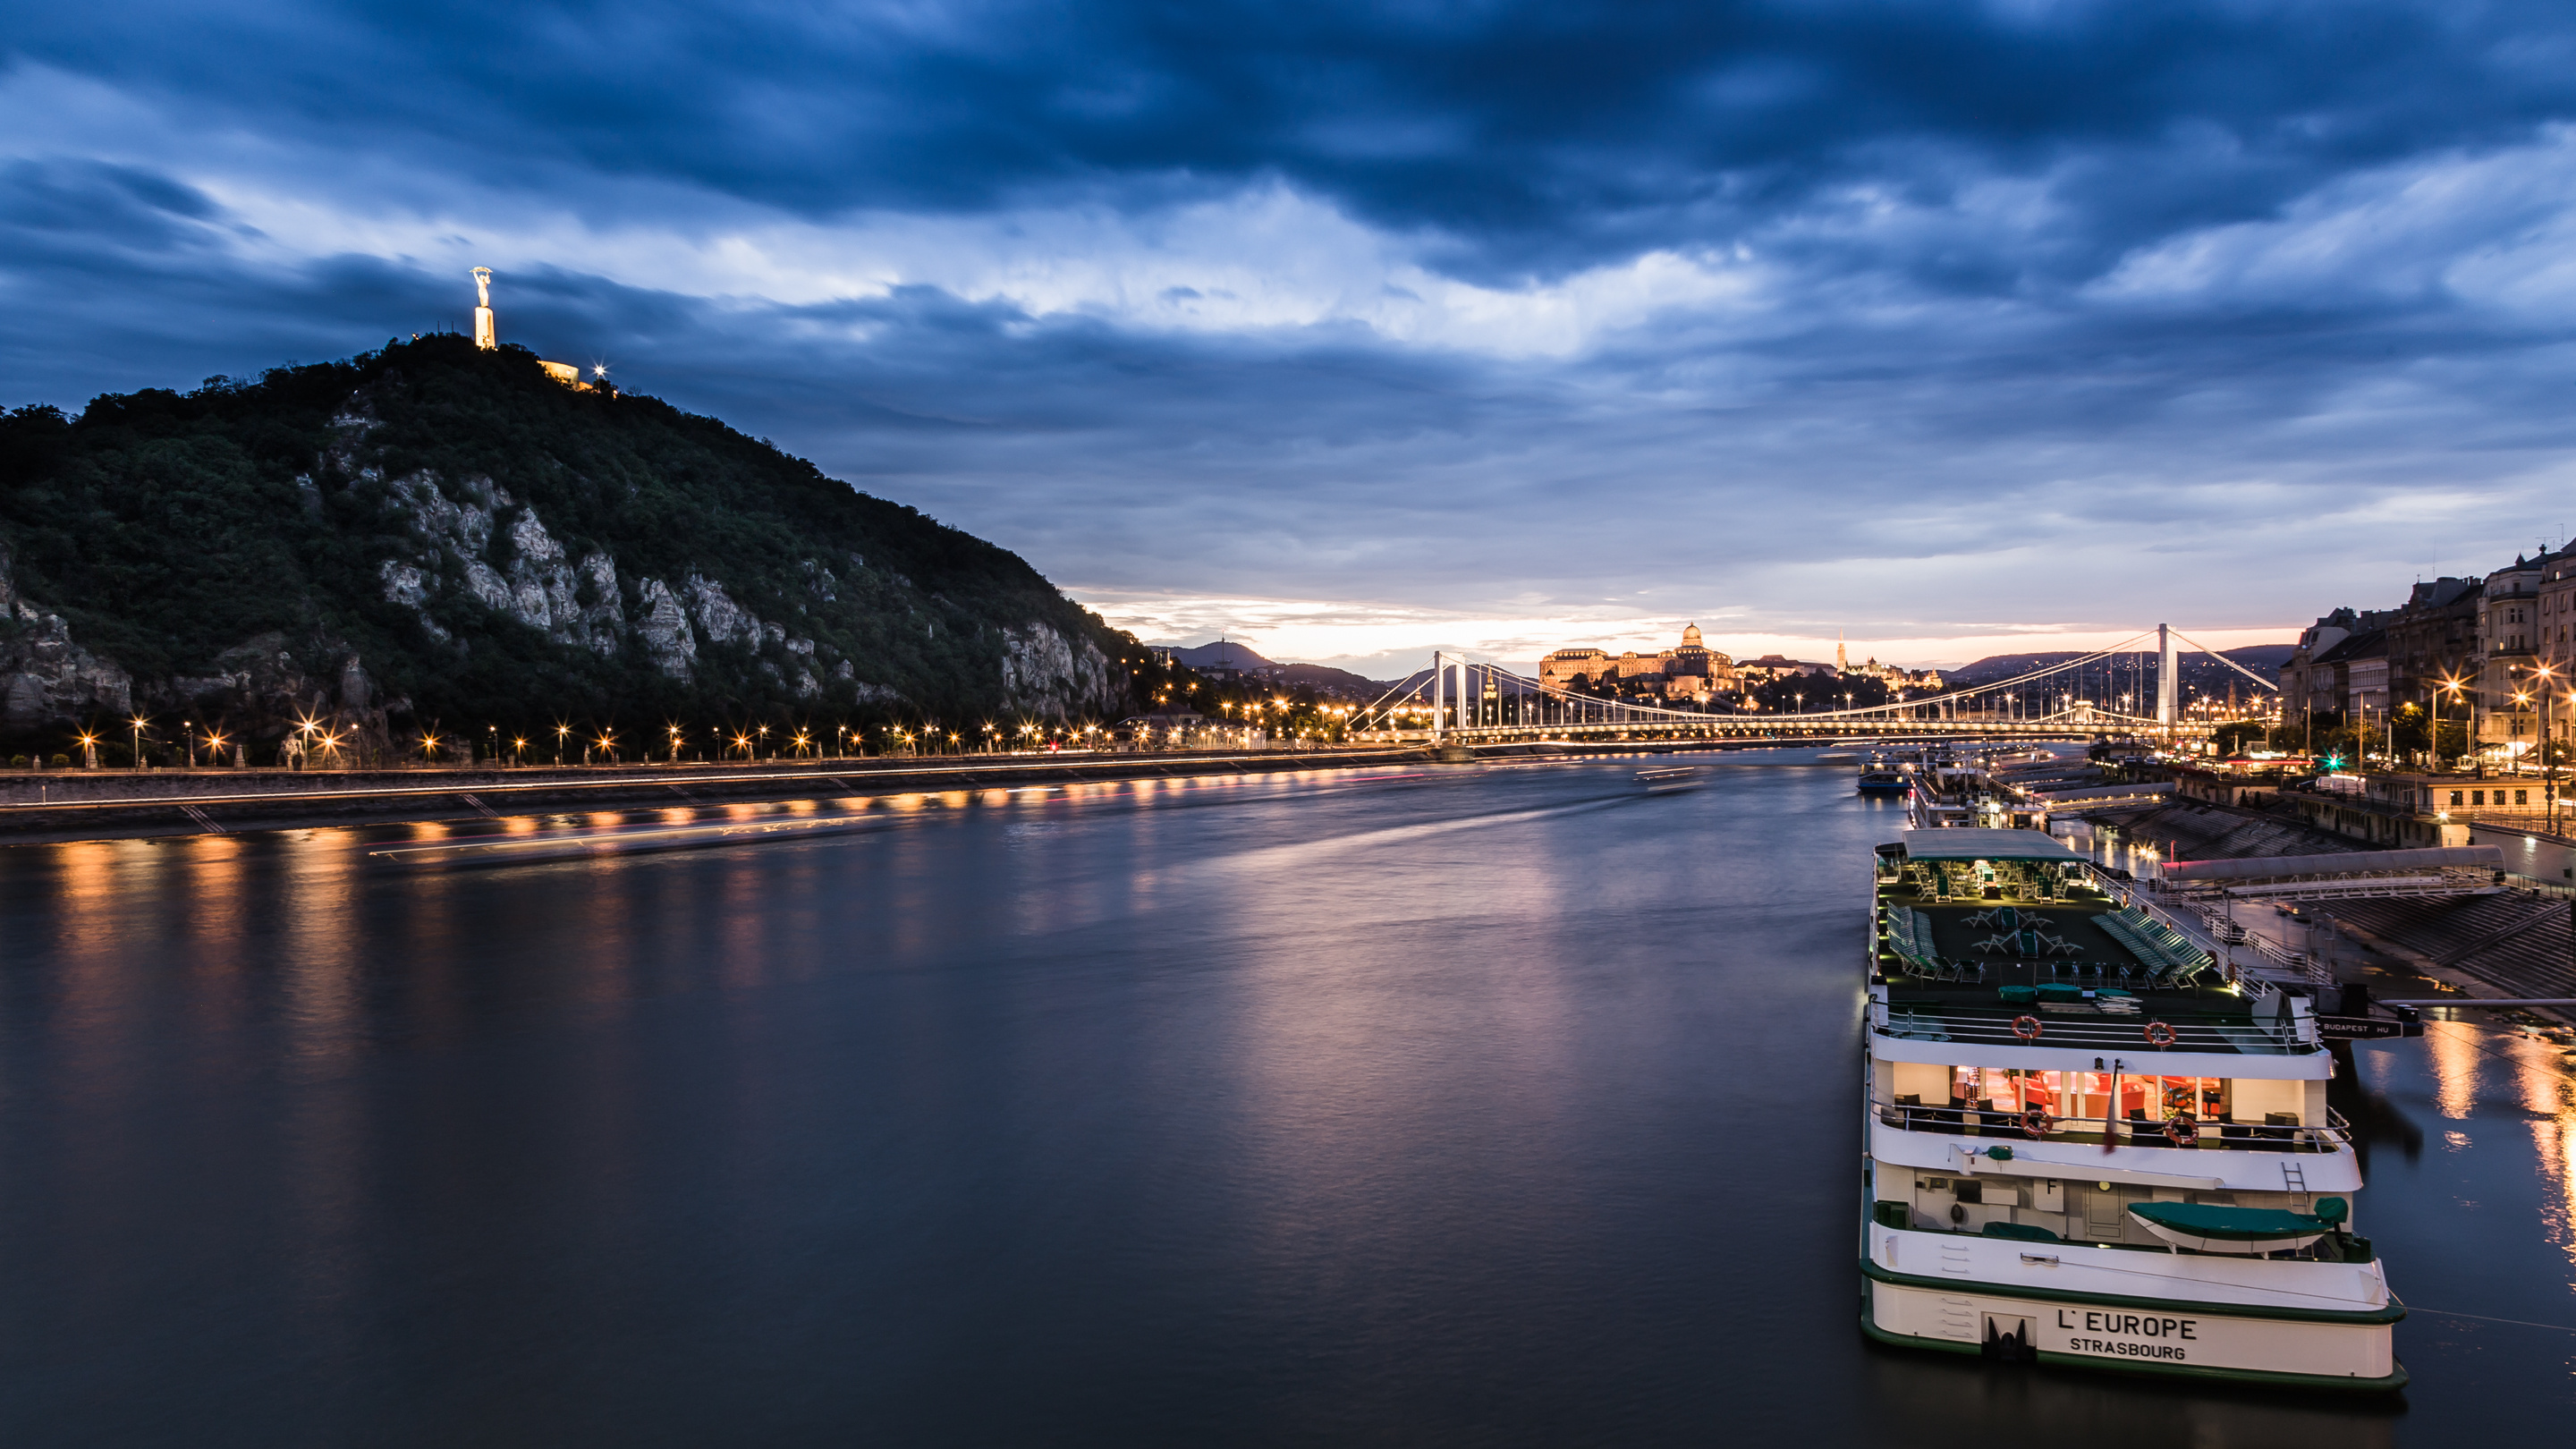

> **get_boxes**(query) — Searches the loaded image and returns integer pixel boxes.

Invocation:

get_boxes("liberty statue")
[472,267,496,350]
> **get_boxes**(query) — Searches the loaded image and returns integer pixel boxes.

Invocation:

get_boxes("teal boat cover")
[2127,1201,2343,1241]
[1980,1221,2063,1242]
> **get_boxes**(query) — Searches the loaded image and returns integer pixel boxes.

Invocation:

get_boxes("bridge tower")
[2157,623,2178,728]
[1428,652,1469,742]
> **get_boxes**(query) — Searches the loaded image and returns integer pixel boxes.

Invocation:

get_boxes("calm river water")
[0,756,2568,1445]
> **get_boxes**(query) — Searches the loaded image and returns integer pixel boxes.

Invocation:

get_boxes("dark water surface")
[0,758,2568,1445]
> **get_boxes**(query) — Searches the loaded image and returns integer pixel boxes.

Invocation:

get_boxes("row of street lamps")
[47,713,1114,770]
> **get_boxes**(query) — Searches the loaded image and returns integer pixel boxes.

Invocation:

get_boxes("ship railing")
[1869,1096,2350,1153]
[1872,1001,2309,1054]
[2088,877,2224,967]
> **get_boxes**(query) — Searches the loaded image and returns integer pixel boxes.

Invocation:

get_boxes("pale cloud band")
[1076,590,2296,677]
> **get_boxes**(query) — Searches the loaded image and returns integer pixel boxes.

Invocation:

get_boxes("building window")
[2473,791,2486,805]
[2516,790,2529,806]
[2451,790,2464,806]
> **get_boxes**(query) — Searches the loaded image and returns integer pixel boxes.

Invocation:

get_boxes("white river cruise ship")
[1860,827,2403,1390]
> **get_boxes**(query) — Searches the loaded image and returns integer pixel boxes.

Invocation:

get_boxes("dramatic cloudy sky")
[9,2,2576,673]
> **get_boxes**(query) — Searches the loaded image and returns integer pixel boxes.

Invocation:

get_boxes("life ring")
[2011,1014,2043,1041]
[2162,1114,2199,1148]
[2143,1021,2177,1048]
[2021,1107,2054,1140]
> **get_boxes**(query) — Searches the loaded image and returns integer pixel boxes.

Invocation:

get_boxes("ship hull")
[1860,1272,2405,1389]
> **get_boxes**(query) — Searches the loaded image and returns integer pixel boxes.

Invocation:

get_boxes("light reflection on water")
[2410,1020,2576,1283]
[0,758,2566,1445]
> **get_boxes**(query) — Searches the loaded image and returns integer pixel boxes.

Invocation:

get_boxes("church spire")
[1836,631,1846,672]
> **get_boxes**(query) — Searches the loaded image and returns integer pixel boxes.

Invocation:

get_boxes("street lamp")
[130,714,148,772]
[2536,664,2562,809]
[2434,674,2466,772]
[555,723,571,765]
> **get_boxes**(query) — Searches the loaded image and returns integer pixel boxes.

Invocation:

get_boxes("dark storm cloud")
[8,1,2576,662]
[19,1,2576,278]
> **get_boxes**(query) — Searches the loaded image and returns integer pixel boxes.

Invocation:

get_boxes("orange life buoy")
[2143,1021,2177,1048]
[2162,1114,2199,1147]
[2021,1107,2054,1140]
[2011,1014,2044,1041]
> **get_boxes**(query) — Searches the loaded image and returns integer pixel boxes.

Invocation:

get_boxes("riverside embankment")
[0,735,1938,842]
[0,749,1438,843]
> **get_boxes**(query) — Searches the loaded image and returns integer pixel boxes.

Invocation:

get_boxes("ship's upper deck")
[1871,829,2318,1059]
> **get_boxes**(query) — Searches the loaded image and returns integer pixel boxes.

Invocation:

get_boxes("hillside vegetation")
[0,335,1159,761]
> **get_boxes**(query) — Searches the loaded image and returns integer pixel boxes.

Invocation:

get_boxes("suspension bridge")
[1351,625,2279,747]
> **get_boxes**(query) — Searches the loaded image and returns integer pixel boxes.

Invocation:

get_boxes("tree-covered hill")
[0,335,1162,761]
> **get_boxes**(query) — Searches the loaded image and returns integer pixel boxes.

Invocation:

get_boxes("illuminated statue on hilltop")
[472,267,496,350]
[468,266,599,390]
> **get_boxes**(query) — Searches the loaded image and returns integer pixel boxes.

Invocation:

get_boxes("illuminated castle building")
[1539,624,1738,701]
[1539,623,1941,703]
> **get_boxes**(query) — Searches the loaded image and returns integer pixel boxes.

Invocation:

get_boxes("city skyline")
[9,4,2576,673]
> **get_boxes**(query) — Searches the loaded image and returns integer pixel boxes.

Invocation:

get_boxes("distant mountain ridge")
[1160,640,1385,699]
[1165,641,1275,672]
[1947,645,2292,691]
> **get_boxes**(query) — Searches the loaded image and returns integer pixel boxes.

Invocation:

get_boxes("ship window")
[2228,1078,2302,1124]
[1894,1063,1949,1104]
[2057,1072,2224,1126]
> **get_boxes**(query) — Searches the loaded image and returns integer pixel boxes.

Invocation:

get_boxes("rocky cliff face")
[4,535,402,750]
[1001,623,1122,718]
[0,336,1146,751]
[0,545,133,726]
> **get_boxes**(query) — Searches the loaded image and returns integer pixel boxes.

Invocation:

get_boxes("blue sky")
[8,2,2576,674]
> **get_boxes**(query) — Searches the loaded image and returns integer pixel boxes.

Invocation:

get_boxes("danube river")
[0,756,2567,1445]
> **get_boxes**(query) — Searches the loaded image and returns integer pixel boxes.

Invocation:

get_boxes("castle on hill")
[1538,626,1941,706]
